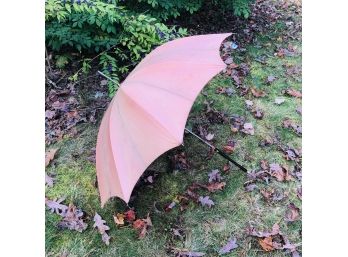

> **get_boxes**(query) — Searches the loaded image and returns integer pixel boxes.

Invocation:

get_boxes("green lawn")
[46,7,302,257]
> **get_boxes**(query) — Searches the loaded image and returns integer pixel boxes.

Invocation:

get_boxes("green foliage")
[125,0,254,20]
[45,0,187,96]
[55,55,69,69]
[230,0,253,18]
[45,0,253,96]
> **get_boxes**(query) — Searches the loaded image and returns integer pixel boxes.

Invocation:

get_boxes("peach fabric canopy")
[96,33,231,206]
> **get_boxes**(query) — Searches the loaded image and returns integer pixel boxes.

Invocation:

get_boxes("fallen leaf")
[285,203,300,222]
[247,169,270,183]
[248,223,280,238]
[164,201,176,212]
[223,139,236,154]
[224,57,234,64]
[45,197,68,216]
[269,163,293,182]
[230,114,246,132]
[102,233,111,245]
[244,181,258,192]
[198,196,215,208]
[133,219,146,230]
[219,238,238,254]
[172,152,190,171]
[223,163,230,172]
[205,182,226,192]
[251,108,264,119]
[241,123,255,135]
[245,100,254,108]
[223,145,234,154]
[52,101,67,111]
[282,146,301,162]
[216,86,234,96]
[274,98,285,105]
[58,204,88,233]
[205,133,214,141]
[45,148,58,167]
[133,214,152,239]
[145,175,154,183]
[113,213,125,225]
[296,106,302,115]
[261,188,275,201]
[292,164,302,181]
[208,169,222,182]
[292,251,301,257]
[259,237,274,251]
[45,173,55,187]
[139,214,152,238]
[260,160,269,170]
[285,88,302,98]
[45,110,56,119]
[124,209,136,222]
[225,87,235,96]
[282,118,302,136]
[251,87,266,97]
[100,79,108,86]
[172,228,183,238]
[93,213,110,245]
[203,101,227,124]
[267,75,276,84]
[259,137,273,147]
[297,187,302,200]
[269,163,285,181]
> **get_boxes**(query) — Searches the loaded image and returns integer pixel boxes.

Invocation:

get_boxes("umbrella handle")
[184,128,247,172]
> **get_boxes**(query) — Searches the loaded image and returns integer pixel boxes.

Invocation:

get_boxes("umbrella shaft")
[184,128,247,172]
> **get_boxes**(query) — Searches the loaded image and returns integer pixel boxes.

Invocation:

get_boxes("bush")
[124,0,254,20]
[45,0,253,96]
[45,0,187,96]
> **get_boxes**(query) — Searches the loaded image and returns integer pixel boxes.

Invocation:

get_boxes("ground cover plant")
[45,0,302,256]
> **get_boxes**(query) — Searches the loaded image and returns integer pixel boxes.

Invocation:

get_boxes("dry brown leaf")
[124,209,136,222]
[205,182,226,192]
[241,123,255,135]
[113,213,125,225]
[261,188,275,201]
[251,108,264,119]
[133,214,152,239]
[251,87,266,97]
[260,160,269,170]
[133,219,145,230]
[45,148,58,167]
[285,203,300,222]
[223,145,235,153]
[223,163,230,172]
[259,237,274,251]
[285,88,302,98]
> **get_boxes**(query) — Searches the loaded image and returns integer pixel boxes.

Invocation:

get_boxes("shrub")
[45,0,253,96]
[45,0,187,96]
[124,0,254,20]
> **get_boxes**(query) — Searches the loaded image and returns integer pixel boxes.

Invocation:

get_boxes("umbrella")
[96,33,246,206]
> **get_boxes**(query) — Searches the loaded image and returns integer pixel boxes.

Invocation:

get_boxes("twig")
[45,46,52,72]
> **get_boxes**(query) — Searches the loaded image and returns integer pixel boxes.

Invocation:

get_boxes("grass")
[45,13,302,257]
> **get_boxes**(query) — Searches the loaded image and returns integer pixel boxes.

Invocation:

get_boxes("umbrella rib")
[125,80,193,102]
[129,58,225,81]
[119,88,182,144]
[111,98,147,197]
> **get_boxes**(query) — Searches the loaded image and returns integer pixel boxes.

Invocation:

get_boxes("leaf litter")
[93,213,111,245]
[218,238,238,254]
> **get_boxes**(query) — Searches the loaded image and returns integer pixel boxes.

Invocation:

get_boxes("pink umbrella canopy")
[96,33,231,206]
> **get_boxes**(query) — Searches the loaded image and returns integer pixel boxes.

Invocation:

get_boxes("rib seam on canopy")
[118,87,182,145]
